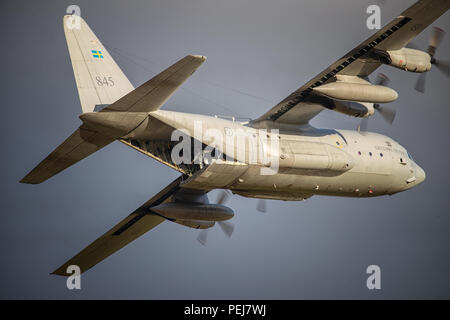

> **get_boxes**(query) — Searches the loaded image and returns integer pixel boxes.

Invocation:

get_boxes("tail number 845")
[95,76,114,87]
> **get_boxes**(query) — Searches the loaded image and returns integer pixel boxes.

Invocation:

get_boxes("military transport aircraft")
[21,0,449,275]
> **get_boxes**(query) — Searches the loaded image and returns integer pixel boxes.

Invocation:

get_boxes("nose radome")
[416,165,426,185]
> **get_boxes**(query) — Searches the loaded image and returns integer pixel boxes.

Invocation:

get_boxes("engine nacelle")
[173,220,215,230]
[374,48,431,73]
[332,100,374,118]
[313,82,398,104]
[151,203,234,222]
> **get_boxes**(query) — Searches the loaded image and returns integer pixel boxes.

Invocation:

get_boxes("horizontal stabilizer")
[20,128,114,184]
[102,55,206,113]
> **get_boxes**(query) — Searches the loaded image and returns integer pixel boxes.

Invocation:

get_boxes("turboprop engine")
[151,202,234,229]
[331,100,375,118]
[371,48,432,73]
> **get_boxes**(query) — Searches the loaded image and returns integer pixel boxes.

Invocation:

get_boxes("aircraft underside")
[19,0,446,275]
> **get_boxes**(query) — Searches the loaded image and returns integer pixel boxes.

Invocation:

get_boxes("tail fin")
[63,14,134,113]
[21,16,207,184]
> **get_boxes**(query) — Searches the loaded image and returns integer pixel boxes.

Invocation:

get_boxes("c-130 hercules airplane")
[21,0,449,275]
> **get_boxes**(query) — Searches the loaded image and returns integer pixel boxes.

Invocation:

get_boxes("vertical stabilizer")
[63,15,134,113]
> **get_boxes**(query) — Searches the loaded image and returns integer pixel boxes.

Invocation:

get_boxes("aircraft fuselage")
[118,110,425,200]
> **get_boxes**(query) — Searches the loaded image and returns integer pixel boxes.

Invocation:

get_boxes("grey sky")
[1,0,449,299]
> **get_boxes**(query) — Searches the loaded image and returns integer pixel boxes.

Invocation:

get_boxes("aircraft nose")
[415,165,426,185]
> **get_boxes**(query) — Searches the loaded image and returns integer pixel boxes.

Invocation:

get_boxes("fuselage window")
[369,152,372,156]
[358,151,362,156]
[380,153,383,157]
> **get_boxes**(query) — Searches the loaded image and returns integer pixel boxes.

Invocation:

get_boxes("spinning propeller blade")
[197,190,234,246]
[256,199,267,213]
[374,104,396,125]
[216,189,231,205]
[218,221,234,238]
[197,229,208,246]
[359,73,396,132]
[414,27,449,93]
[414,72,427,93]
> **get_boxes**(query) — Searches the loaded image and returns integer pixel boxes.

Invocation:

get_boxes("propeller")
[373,73,396,125]
[359,73,396,133]
[196,190,235,246]
[256,199,267,213]
[413,27,450,93]
[196,191,268,245]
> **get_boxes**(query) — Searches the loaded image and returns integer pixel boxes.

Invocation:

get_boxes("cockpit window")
[407,151,414,160]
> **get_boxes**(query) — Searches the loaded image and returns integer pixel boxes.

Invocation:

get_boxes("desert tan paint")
[24,0,448,275]
[144,110,425,199]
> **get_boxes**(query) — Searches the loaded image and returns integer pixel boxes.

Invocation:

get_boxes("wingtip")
[190,54,207,61]
[19,175,41,184]
[19,178,32,184]
[50,266,68,277]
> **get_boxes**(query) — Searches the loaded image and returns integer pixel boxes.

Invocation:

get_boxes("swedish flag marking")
[91,50,103,59]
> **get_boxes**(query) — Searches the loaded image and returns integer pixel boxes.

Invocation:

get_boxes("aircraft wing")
[51,176,199,275]
[102,54,206,113]
[254,0,450,125]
